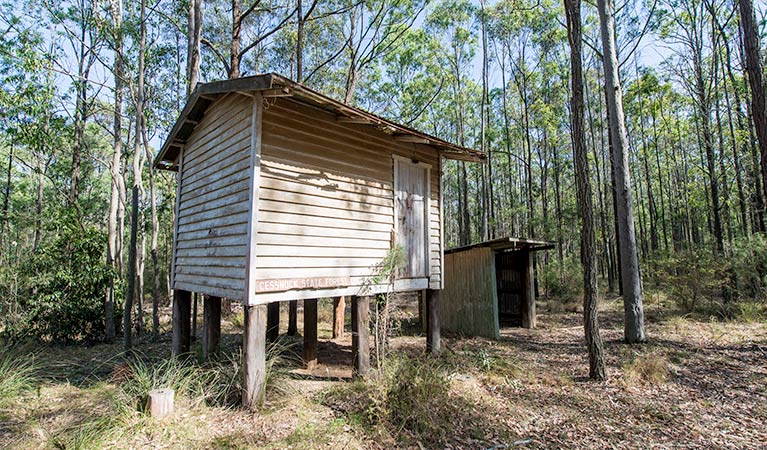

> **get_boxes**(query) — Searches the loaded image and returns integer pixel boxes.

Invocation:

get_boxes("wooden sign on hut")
[154,73,485,407]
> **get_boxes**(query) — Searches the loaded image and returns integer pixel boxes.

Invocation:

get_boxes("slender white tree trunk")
[596,0,646,343]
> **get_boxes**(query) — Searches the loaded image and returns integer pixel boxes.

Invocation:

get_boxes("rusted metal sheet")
[440,247,499,339]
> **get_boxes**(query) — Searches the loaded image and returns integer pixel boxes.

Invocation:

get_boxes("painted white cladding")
[172,93,443,305]
[172,93,253,300]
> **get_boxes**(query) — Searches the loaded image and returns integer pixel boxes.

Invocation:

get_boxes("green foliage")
[117,355,235,410]
[117,339,298,411]
[540,259,582,301]
[0,345,38,407]
[729,235,767,301]
[655,249,724,313]
[1,216,114,344]
[325,355,460,446]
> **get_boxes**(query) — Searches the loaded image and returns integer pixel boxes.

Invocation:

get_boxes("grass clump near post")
[116,338,298,414]
[324,355,489,447]
[0,345,38,408]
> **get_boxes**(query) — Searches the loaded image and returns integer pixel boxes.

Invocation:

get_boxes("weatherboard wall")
[251,98,443,304]
[171,93,444,304]
[172,93,253,300]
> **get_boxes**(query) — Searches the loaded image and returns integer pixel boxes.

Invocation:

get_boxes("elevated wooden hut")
[440,237,554,339]
[154,73,484,407]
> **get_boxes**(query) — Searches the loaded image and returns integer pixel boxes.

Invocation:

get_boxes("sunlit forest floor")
[1,294,766,449]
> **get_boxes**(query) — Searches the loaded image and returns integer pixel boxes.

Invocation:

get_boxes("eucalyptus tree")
[737,0,767,214]
[659,0,724,253]
[39,0,104,210]
[103,0,125,341]
[341,0,425,104]
[425,0,477,246]
[597,0,646,343]
[201,0,298,79]
[0,14,59,264]
[565,0,607,380]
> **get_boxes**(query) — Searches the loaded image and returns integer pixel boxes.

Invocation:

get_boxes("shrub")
[324,355,461,446]
[117,338,298,412]
[656,249,724,313]
[1,219,114,344]
[540,258,582,301]
[729,235,767,301]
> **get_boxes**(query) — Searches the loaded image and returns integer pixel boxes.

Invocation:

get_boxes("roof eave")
[154,73,486,169]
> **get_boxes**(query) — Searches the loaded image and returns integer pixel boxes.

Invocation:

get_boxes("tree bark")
[596,0,646,343]
[125,0,147,350]
[738,0,767,212]
[106,0,124,342]
[0,141,12,267]
[565,0,607,379]
[187,0,202,96]
[230,0,242,79]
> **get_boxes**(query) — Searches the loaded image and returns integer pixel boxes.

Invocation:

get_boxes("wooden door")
[394,158,429,278]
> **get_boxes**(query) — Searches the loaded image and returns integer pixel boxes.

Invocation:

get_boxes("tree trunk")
[106,0,124,341]
[565,0,606,379]
[187,0,202,95]
[0,141,12,267]
[142,128,160,340]
[230,0,242,79]
[738,0,767,211]
[125,0,147,350]
[597,0,645,343]
[69,25,89,208]
[296,0,303,81]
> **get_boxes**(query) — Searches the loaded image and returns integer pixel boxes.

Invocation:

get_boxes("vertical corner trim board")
[244,93,263,307]
[169,146,184,289]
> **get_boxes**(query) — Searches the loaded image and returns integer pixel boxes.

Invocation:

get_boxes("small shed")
[154,73,484,407]
[440,237,554,339]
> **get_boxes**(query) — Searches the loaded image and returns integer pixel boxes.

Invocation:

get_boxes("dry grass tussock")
[620,350,671,385]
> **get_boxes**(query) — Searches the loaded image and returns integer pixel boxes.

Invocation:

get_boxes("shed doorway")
[495,252,525,327]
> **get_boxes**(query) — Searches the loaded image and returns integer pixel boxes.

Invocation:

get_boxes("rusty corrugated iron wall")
[441,247,499,339]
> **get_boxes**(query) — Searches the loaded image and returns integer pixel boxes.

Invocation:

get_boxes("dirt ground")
[1,295,765,449]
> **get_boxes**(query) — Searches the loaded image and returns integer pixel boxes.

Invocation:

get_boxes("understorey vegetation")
[1,301,764,448]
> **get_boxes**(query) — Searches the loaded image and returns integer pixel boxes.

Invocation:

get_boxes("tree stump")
[147,388,174,418]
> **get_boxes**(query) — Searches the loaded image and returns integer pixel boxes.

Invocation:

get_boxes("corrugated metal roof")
[445,236,556,254]
[154,73,486,170]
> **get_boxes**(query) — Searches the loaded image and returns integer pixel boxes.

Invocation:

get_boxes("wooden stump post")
[332,296,345,339]
[191,293,198,342]
[242,304,267,410]
[202,295,222,361]
[351,296,370,377]
[426,289,441,355]
[287,300,298,336]
[419,289,427,332]
[522,251,536,329]
[147,388,174,418]
[303,298,318,369]
[266,301,280,342]
[172,290,192,357]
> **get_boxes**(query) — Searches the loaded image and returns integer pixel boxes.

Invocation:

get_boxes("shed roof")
[445,236,556,255]
[154,73,486,170]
